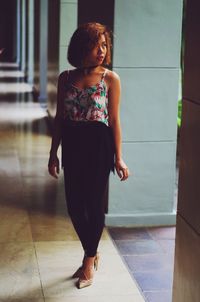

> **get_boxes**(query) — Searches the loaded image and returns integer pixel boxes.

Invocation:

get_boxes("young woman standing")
[48,22,129,289]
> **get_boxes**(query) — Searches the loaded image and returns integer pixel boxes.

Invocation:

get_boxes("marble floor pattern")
[0,69,145,301]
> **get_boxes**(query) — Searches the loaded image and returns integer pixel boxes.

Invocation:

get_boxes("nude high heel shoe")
[77,253,99,289]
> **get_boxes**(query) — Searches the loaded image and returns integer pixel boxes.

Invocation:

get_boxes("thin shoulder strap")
[101,69,107,81]
[65,70,69,81]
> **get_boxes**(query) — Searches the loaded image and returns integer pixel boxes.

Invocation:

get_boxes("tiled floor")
[0,66,145,301]
[108,226,176,302]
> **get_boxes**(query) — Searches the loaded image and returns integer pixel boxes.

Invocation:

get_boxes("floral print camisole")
[63,69,109,126]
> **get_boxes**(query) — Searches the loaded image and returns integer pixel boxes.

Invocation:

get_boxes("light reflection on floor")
[0,82,33,93]
[0,70,24,78]
[0,102,47,122]
[0,62,19,68]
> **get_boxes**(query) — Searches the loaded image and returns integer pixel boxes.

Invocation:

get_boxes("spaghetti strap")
[65,70,69,81]
[101,69,107,81]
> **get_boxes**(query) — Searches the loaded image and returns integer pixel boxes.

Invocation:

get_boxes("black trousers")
[62,121,114,257]
[64,166,110,257]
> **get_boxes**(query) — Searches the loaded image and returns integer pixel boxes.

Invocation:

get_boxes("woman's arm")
[108,71,129,181]
[48,72,65,179]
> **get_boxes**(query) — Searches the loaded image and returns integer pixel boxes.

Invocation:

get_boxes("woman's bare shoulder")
[105,69,120,88]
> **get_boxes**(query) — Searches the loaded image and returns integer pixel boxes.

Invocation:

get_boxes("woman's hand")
[48,155,60,179]
[115,158,130,181]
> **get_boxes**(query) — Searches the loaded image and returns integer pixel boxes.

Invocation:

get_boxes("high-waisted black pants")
[62,121,114,257]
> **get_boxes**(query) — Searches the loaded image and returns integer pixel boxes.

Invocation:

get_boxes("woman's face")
[84,34,107,67]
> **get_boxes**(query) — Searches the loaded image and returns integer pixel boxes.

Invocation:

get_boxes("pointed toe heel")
[77,253,100,289]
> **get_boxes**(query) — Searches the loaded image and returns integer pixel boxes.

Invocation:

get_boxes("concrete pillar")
[106,0,183,226]
[21,0,26,72]
[16,0,21,65]
[27,0,34,86]
[173,0,200,300]
[39,0,48,104]
[59,0,77,72]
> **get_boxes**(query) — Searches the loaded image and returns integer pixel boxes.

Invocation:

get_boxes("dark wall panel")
[78,0,114,31]
[177,0,200,234]
[177,99,200,234]
[183,0,200,103]
[0,0,17,62]
[173,0,200,299]
[173,216,200,301]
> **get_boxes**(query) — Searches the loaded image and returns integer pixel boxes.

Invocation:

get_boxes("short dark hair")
[67,22,112,68]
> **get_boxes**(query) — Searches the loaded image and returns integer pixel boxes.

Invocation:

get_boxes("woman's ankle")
[82,256,95,269]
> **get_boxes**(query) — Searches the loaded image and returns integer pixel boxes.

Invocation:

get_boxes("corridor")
[0,65,145,301]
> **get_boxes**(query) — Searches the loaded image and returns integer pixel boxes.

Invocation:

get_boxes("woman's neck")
[79,65,103,75]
